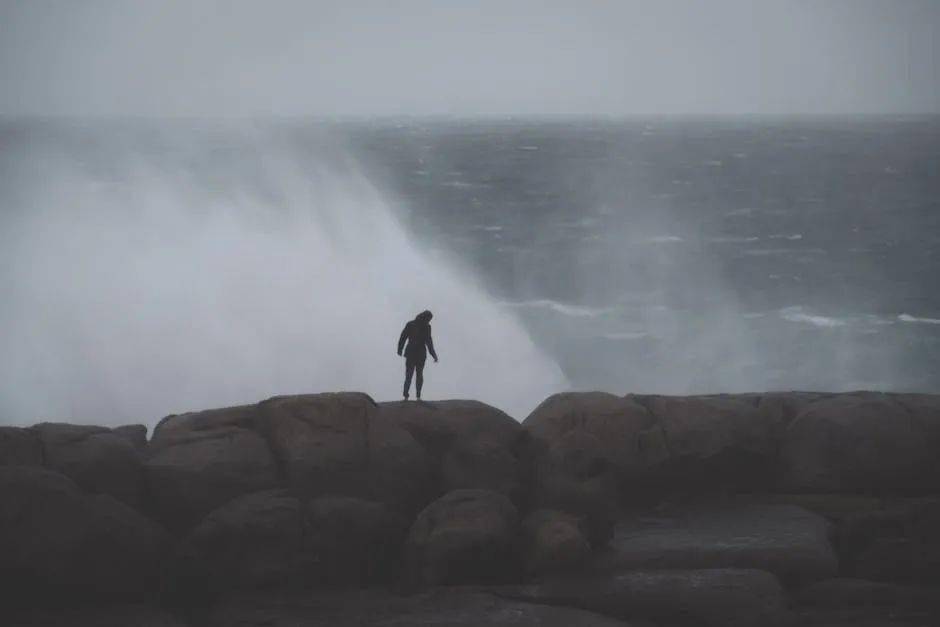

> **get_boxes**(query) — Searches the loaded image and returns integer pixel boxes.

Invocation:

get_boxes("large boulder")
[0,425,43,466]
[258,393,428,512]
[113,424,149,450]
[169,491,414,601]
[379,400,522,499]
[521,393,658,543]
[498,568,790,627]
[206,589,631,627]
[523,429,620,547]
[637,394,777,490]
[304,496,409,585]
[405,489,520,585]
[796,577,940,611]
[754,392,830,434]
[150,404,260,449]
[520,509,591,576]
[34,422,145,509]
[523,393,658,475]
[7,605,189,627]
[779,392,936,494]
[593,503,838,584]
[0,466,170,608]
[853,537,940,584]
[169,490,305,601]
[144,425,279,532]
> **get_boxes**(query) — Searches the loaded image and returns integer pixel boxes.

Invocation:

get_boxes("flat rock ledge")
[2,390,939,626]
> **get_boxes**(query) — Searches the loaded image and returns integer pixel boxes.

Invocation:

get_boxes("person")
[397,310,438,400]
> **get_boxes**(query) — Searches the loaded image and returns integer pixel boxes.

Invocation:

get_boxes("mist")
[0,122,566,425]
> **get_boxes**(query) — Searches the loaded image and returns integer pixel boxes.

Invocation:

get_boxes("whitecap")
[780,306,846,328]
[503,299,614,318]
[769,234,803,241]
[898,314,940,325]
[602,331,649,341]
[646,235,684,243]
[711,236,760,243]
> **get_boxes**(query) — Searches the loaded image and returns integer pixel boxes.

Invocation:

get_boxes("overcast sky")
[1,0,938,116]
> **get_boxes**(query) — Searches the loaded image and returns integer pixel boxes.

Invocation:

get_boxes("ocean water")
[1,117,938,424]
[347,116,940,395]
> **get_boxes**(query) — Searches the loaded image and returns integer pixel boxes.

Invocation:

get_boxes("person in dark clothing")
[397,310,438,400]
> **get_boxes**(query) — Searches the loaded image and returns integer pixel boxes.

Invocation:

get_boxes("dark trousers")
[403,359,424,398]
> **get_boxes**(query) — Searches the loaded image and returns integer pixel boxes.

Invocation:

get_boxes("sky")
[1,0,939,117]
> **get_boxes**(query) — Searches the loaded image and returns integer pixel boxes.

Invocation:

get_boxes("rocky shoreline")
[2,391,939,626]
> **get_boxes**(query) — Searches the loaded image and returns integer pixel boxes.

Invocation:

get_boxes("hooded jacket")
[398,310,437,364]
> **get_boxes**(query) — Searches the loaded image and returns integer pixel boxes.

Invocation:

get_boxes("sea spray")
[0,121,565,425]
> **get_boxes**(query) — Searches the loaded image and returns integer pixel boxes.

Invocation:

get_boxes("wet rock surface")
[593,502,838,584]
[2,390,939,625]
[405,488,520,585]
[205,589,634,627]
[492,568,790,627]
[144,425,279,532]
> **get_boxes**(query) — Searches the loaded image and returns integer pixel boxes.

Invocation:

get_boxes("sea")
[1,116,938,423]
[347,116,940,395]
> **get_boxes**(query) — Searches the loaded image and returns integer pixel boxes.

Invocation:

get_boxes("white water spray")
[0,122,566,425]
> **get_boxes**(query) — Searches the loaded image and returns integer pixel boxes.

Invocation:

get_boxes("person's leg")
[415,363,424,399]
[403,362,415,399]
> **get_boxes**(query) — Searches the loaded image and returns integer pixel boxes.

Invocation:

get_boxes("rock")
[520,509,591,575]
[836,507,910,570]
[0,425,42,466]
[796,577,940,610]
[405,489,520,585]
[0,466,170,608]
[523,429,619,547]
[379,400,523,499]
[441,439,521,499]
[113,424,148,450]
[169,490,305,601]
[754,392,830,431]
[779,392,935,493]
[521,393,656,545]
[151,404,260,447]
[496,568,790,627]
[304,496,409,585]
[524,393,658,477]
[7,604,190,627]
[383,400,522,450]
[258,393,428,512]
[206,589,632,627]
[34,422,145,509]
[144,426,279,532]
[736,492,885,523]
[593,503,838,584]
[854,537,940,583]
[638,394,777,490]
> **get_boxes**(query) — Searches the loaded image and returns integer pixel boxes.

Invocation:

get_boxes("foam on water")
[779,306,847,328]
[502,299,614,318]
[899,314,940,325]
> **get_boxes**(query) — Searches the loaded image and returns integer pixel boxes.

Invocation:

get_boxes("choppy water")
[347,116,940,394]
[1,117,938,424]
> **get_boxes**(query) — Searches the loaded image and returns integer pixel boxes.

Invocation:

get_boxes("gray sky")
[1,0,938,116]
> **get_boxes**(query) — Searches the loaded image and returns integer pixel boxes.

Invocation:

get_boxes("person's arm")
[426,325,438,361]
[397,323,409,356]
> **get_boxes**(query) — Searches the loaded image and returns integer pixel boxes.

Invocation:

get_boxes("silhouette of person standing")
[397,310,438,400]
